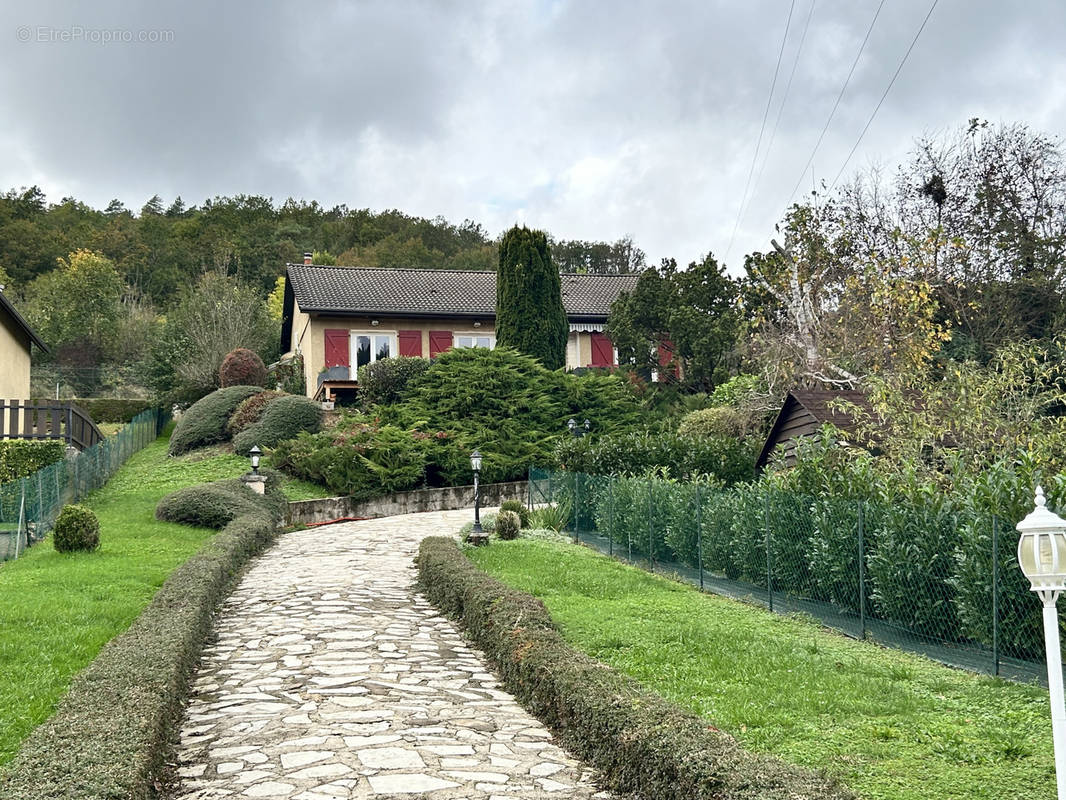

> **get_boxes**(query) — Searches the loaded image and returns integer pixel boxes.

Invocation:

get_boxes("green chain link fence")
[529,466,1050,683]
[0,408,169,562]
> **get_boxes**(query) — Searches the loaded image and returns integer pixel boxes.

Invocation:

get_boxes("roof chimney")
[303,252,313,266]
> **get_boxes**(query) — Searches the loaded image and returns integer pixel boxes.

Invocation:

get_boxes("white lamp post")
[1017,486,1066,799]
[249,445,261,476]
[469,450,487,546]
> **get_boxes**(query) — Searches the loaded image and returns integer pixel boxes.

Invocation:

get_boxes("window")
[455,334,494,349]
[350,331,396,370]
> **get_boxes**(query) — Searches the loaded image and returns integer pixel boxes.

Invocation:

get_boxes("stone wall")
[286,480,528,526]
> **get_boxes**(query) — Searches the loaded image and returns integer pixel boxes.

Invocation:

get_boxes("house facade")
[280,258,640,401]
[0,289,48,399]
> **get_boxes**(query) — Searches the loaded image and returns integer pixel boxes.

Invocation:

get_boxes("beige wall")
[287,304,611,397]
[0,312,31,399]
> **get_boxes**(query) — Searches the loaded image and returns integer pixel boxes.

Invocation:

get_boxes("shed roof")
[755,389,873,470]
[0,290,48,352]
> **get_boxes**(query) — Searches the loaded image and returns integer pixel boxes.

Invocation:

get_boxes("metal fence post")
[608,476,614,557]
[573,472,580,544]
[858,500,867,640]
[527,465,533,511]
[764,493,773,612]
[993,515,1000,676]
[696,484,704,591]
[647,481,655,567]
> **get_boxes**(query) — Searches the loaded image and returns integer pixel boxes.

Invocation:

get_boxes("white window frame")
[350,330,397,372]
[453,332,496,350]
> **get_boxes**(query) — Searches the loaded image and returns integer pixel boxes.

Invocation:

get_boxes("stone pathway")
[171,509,614,799]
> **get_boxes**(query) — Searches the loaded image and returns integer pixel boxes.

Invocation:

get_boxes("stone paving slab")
[171,509,614,799]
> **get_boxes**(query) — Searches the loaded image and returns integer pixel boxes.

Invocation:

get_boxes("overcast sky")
[0,0,1063,273]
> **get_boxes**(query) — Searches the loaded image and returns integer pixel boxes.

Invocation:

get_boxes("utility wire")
[724,0,796,263]
[830,0,940,189]
[783,0,886,209]
[745,0,817,231]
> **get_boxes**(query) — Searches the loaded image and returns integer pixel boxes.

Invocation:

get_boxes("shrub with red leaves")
[219,348,268,388]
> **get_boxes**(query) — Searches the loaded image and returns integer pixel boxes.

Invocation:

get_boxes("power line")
[724,0,796,263]
[783,0,886,209]
[830,0,940,189]
[745,0,818,229]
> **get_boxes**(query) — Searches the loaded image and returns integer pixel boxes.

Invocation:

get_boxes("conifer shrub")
[53,504,100,553]
[232,395,324,455]
[495,510,521,540]
[219,348,268,388]
[168,385,261,455]
[227,390,285,434]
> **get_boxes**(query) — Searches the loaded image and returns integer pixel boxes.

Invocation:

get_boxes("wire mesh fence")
[0,408,168,562]
[529,466,1050,684]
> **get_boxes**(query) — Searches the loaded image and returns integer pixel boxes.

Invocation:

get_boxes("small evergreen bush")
[677,406,747,438]
[53,504,100,553]
[232,394,324,455]
[219,348,268,388]
[495,510,521,540]
[169,385,261,455]
[228,390,284,434]
[358,356,430,406]
[499,499,530,528]
[155,481,265,529]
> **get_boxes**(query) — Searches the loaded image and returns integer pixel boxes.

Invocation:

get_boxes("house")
[755,389,874,471]
[279,255,641,401]
[0,287,48,399]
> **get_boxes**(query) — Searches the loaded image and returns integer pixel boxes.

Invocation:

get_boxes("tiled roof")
[286,264,640,319]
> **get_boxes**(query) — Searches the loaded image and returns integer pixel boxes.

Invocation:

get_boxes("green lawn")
[0,431,255,768]
[469,538,1056,800]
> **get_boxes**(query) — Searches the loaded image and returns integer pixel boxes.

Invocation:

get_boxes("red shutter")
[429,330,452,357]
[657,338,678,380]
[398,330,422,357]
[590,332,614,367]
[324,329,349,368]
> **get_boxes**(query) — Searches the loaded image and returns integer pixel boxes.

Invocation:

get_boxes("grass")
[469,538,1056,800]
[0,428,255,769]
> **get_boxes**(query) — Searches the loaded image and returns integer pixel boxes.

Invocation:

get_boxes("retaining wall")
[286,480,528,526]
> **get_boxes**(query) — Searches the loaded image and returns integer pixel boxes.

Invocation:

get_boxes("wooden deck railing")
[0,400,104,451]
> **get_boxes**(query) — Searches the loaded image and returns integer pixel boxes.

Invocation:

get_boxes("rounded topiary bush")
[495,510,521,540]
[155,480,264,529]
[220,348,268,388]
[228,390,285,435]
[358,356,430,406]
[232,394,324,455]
[53,504,100,553]
[499,499,530,528]
[169,385,261,455]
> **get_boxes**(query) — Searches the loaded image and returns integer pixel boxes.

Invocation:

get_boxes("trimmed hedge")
[0,439,67,482]
[0,485,282,799]
[417,537,853,800]
[75,398,154,424]
[53,504,100,553]
[232,395,324,455]
[168,385,261,455]
[219,347,268,388]
[227,390,284,435]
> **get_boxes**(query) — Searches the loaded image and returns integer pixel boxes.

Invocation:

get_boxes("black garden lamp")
[469,449,487,546]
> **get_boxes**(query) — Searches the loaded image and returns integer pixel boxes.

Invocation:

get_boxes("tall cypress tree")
[496,225,568,369]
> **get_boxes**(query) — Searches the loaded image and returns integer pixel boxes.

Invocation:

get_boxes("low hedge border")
[0,501,282,798]
[416,537,855,800]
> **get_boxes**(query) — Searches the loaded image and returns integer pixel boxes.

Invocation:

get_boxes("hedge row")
[75,398,155,424]
[0,439,67,483]
[0,483,283,799]
[416,537,853,800]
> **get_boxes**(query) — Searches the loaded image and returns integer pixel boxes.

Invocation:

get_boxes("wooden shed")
[755,389,874,471]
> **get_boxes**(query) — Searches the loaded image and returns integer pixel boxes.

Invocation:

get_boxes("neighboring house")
[0,288,48,399]
[755,389,874,471]
[280,256,641,401]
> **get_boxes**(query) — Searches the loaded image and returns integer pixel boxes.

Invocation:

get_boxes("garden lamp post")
[567,418,591,438]
[469,450,487,546]
[1017,486,1066,799]
[249,445,261,477]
